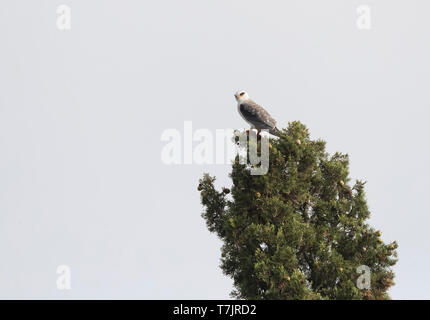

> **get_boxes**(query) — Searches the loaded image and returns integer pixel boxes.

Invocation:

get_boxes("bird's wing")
[239,100,277,129]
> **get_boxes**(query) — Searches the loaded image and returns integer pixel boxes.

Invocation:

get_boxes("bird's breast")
[237,104,255,129]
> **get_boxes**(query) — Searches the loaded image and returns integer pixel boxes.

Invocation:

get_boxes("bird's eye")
[239,92,245,96]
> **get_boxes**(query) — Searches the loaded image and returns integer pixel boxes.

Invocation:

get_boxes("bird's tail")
[269,127,281,137]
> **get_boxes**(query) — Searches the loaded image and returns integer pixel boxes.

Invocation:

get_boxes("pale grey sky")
[0,0,428,299]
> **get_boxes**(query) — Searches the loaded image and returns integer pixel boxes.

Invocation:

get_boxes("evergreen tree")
[198,121,397,300]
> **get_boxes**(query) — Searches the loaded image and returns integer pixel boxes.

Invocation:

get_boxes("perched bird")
[234,91,280,136]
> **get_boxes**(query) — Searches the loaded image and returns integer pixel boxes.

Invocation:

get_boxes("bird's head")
[234,90,250,103]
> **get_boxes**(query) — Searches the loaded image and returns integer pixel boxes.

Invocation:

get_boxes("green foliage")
[198,121,397,300]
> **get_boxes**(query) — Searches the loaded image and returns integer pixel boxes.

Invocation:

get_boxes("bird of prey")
[234,90,280,137]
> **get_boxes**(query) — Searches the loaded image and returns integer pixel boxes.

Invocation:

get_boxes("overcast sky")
[0,0,429,299]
